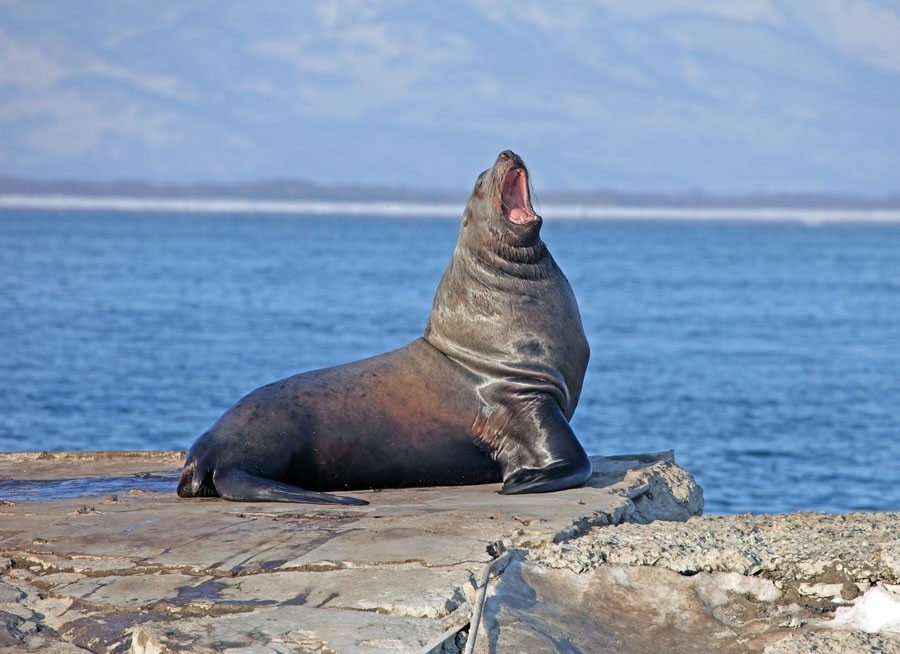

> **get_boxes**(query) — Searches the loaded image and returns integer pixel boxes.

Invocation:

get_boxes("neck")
[465,226,551,280]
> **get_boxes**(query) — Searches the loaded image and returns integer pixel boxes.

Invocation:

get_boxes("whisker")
[530,179,540,214]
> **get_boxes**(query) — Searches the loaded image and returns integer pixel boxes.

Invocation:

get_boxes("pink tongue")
[508,207,534,224]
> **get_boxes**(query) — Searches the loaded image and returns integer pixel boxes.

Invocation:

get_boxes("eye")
[474,170,489,193]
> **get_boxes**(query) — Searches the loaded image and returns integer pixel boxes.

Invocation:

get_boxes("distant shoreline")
[2,193,900,224]
[2,175,899,210]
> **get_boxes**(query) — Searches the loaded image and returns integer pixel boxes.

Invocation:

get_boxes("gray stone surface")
[3,451,899,653]
[475,559,900,654]
[0,450,699,653]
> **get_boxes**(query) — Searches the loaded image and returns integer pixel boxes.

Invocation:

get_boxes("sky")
[1,0,899,195]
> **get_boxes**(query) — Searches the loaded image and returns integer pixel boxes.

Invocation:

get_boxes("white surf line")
[0,194,462,217]
[545,204,900,223]
[2,193,900,223]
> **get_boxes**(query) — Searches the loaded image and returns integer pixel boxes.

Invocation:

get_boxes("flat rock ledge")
[0,452,896,653]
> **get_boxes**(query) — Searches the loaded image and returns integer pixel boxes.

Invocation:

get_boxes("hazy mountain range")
[2,1,899,197]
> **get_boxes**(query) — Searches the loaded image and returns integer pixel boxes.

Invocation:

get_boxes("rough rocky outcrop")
[479,513,900,653]
[2,451,899,653]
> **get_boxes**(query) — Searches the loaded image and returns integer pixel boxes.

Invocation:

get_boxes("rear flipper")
[214,468,369,505]
[177,462,367,506]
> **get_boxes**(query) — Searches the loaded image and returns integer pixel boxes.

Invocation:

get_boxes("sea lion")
[177,150,591,505]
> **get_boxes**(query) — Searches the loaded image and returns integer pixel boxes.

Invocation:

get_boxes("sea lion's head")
[459,150,546,266]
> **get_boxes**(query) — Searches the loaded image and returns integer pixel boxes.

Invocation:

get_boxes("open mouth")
[501,167,539,225]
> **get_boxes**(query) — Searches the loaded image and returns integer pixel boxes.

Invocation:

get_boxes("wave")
[2,193,900,223]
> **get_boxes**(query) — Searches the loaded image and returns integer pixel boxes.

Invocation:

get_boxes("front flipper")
[214,468,369,506]
[500,459,592,494]
[494,397,592,495]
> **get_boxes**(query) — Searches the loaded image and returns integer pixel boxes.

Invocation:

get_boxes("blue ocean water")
[1,210,899,514]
